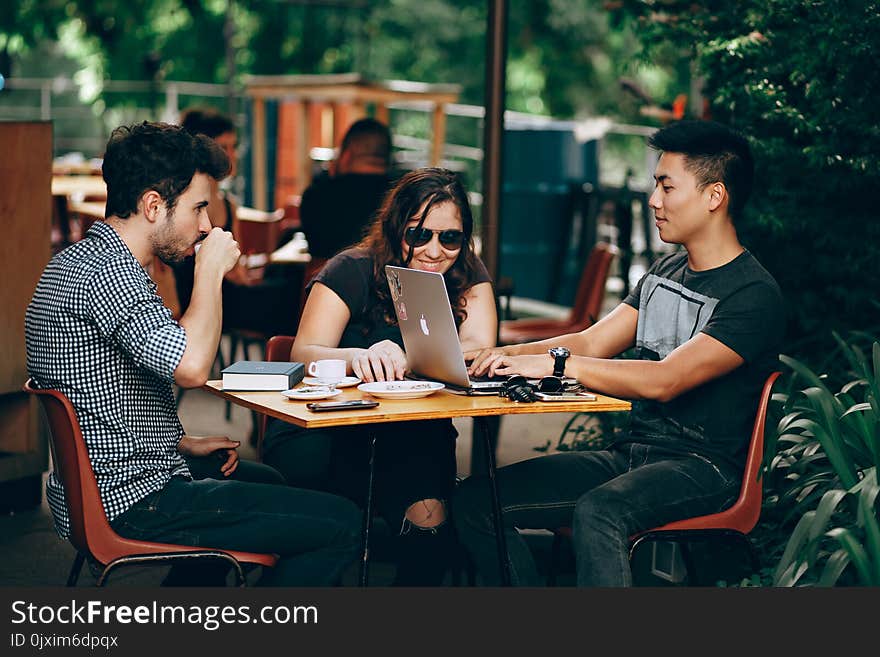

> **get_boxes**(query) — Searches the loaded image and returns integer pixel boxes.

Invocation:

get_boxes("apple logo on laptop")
[419,314,430,336]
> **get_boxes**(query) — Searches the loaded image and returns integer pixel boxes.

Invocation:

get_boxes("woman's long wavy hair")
[357,167,482,332]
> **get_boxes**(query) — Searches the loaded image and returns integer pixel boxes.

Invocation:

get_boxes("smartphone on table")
[306,400,380,412]
[533,391,597,402]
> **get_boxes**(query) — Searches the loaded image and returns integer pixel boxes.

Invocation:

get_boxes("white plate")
[282,387,342,401]
[357,381,445,399]
[302,376,362,388]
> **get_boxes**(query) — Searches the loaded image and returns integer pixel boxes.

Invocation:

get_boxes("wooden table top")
[51,175,107,198]
[203,380,631,429]
[67,200,105,219]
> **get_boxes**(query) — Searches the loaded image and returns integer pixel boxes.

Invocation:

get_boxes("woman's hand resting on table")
[177,435,240,476]
[352,340,408,382]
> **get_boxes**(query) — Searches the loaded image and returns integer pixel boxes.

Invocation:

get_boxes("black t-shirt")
[620,249,785,471]
[300,173,396,259]
[311,248,492,350]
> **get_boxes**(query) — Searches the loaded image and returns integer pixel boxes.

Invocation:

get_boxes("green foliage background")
[6,1,877,354]
[2,1,683,120]
[616,0,880,359]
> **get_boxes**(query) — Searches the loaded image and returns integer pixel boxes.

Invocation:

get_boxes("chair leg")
[66,553,85,587]
[96,552,246,587]
[677,542,697,584]
[359,435,377,587]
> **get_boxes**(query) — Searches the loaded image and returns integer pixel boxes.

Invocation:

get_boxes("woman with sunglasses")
[262,167,497,585]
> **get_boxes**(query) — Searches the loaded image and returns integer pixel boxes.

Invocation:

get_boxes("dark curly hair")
[103,121,229,219]
[358,167,483,332]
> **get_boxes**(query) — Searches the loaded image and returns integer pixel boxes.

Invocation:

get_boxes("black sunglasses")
[502,374,565,394]
[404,227,465,249]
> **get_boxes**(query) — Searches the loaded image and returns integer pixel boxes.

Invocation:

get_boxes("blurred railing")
[3,76,663,305]
[1,76,655,191]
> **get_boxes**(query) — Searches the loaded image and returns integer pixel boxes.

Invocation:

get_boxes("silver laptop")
[385,265,507,394]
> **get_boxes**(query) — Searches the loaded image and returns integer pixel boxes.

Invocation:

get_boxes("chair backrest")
[236,215,282,256]
[566,242,619,331]
[730,370,782,532]
[654,370,781,535]
[23,379,136,564]
[298,257,328,319]
[258,335,297,458]
[23,379,280,571]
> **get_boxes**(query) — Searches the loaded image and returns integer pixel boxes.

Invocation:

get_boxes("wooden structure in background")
[0,122,52,509]
[243,73,460,209]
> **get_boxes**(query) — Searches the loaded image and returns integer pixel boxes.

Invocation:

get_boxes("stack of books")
[221,361,304,391]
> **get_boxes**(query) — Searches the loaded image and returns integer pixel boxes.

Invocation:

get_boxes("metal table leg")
[359,434,377,587]
[477,416,512,586]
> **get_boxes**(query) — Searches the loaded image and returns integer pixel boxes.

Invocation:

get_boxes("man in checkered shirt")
[26,121,360,586]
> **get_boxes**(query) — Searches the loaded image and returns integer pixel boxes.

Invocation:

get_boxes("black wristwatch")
[548,347,570,378]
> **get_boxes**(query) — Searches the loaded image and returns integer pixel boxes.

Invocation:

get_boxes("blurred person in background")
[299,117,397,260]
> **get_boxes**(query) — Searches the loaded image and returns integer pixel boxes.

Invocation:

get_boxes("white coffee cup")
[308,359,346,381]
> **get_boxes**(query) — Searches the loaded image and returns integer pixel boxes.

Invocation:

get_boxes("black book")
[221,360,305,391]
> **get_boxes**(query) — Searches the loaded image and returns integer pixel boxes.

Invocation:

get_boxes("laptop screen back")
[385,265,474,389]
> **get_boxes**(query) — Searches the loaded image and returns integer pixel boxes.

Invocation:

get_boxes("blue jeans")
[111,457,361,586]
[453,442,740,586]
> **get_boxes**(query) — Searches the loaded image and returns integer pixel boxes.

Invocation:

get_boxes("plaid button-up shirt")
[25,221,190,538]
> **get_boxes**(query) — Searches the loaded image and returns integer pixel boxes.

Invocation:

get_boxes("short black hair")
[179,107,236,139]
[340,117,392,166]
[103,121,229,219]
[648,120,754,223]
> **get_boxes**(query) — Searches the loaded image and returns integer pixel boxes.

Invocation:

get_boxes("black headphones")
[499,375,539,402]
[499,374,571,403]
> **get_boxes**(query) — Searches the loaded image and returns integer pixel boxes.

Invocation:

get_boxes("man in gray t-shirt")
[455,120,784,586]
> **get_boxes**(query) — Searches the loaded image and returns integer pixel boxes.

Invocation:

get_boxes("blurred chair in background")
[499,242,619,345]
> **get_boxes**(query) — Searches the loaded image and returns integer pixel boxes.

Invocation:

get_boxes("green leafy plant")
[764,337,880,585]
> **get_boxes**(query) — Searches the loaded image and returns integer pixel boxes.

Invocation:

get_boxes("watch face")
[549,347,570,358]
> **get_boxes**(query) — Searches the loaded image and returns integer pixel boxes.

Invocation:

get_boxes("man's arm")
[567,333,744,401]
[472,299,745,401]
[175,228,240,387]
[485,331,744,402]
[467,303,638,374]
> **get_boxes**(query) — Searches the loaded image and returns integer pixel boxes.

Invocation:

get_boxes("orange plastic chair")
[499,242,618,345]
[548,370,781,585]
[256,334,297,459]
[298,257,328,320]
[23,379,278,587]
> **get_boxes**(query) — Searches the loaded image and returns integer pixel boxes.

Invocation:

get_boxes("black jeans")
[111,456,361,586]
[454,442,740,586]
[262,418,459,585]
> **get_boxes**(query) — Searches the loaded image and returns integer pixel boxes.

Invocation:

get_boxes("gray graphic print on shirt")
[636,274,719,359]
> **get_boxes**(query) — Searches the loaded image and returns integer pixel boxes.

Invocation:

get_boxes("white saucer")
[357,381,445,399]
[282,387,342,401]
[302,376,361,388]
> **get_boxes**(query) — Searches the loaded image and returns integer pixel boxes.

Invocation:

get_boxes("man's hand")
[195,227,241,278]
[177,435,240,477]
[352,340,408,382]
[465,346,511,376]
[477,353,555,379]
